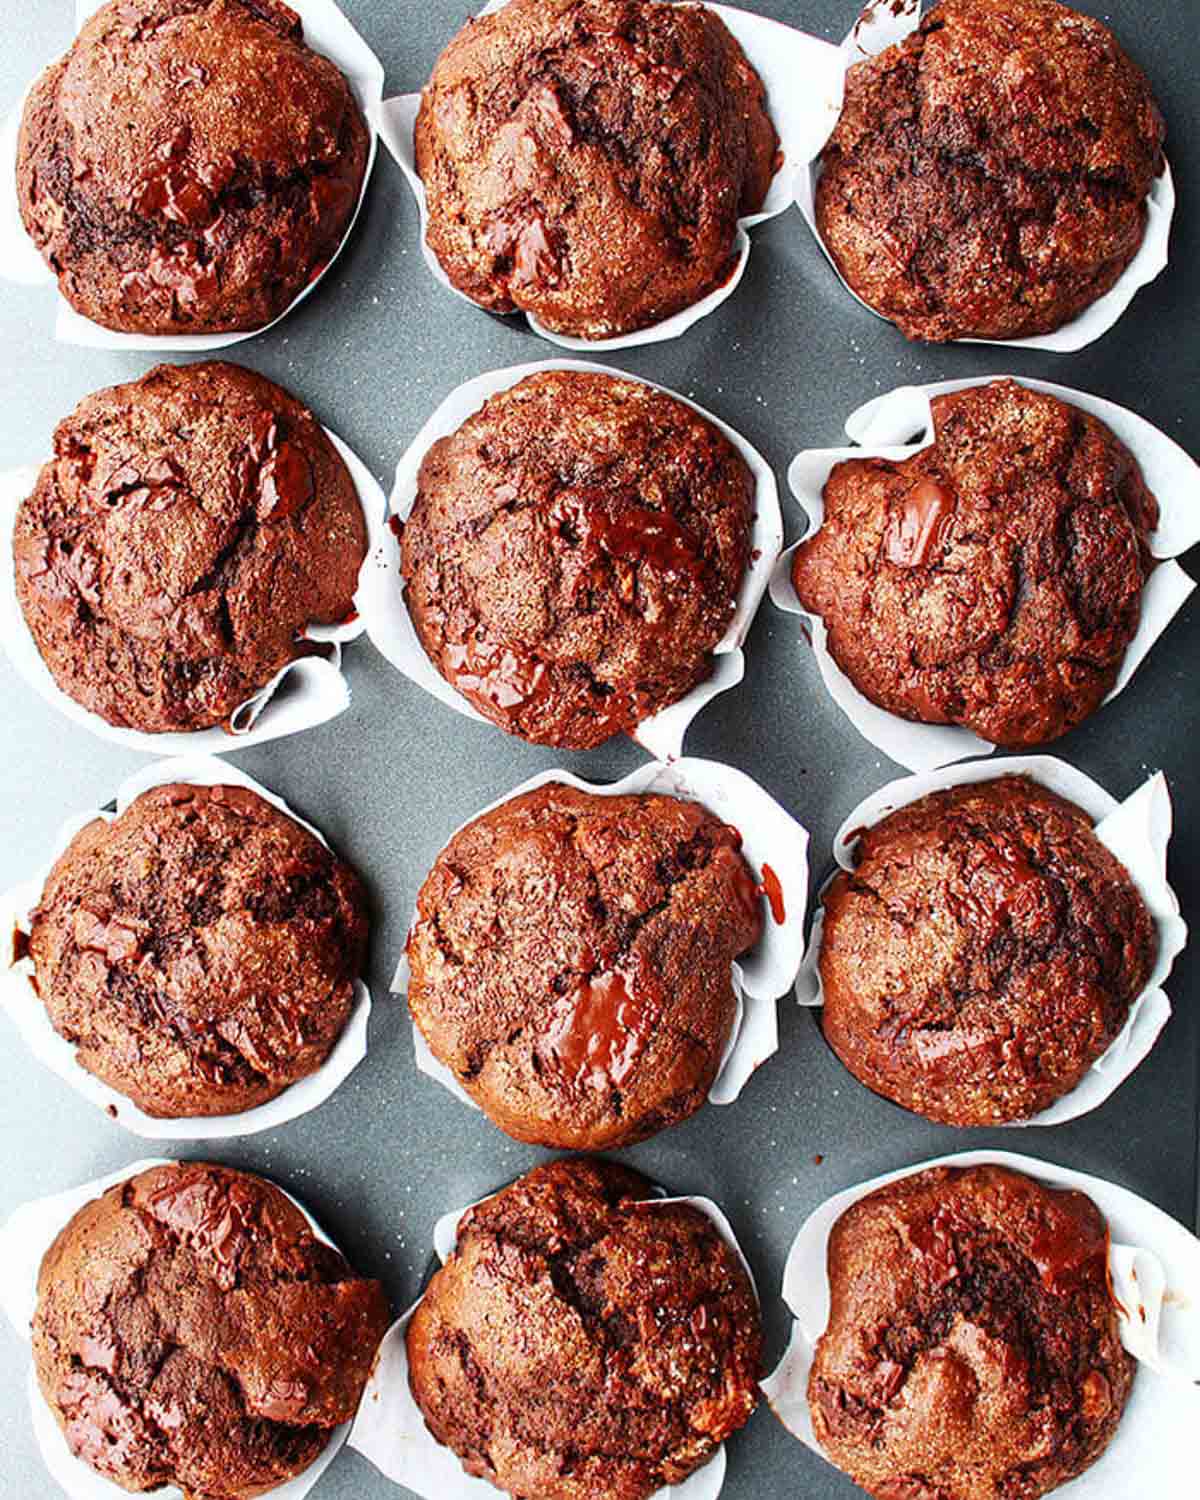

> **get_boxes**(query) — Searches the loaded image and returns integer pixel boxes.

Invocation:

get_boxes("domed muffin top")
[14,360,366,734]
[402,369,755,749]
[414,0,778,339]
[16,0,369,333]
[818,775,1157,1126]
[33,1160,390,1499]
[816,0,1165,341]
[407,1157,761,1500]
[407,781,764,1149]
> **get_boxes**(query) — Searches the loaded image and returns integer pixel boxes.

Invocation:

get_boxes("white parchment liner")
[770,376,1200,772]
[0,1157,362,1500]
[795,757,1187,1128]
[0,425,386,756]
[377,0,845,351]
[392,756,809,1113]
[350,1183,755,1500]
[0,0,384,351]
[795,0,1175,352]
[762,1148,1200,1496]
[357,358,783,762]
[0,755,373,1139]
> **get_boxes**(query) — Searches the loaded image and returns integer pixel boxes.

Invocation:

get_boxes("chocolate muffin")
[406,782,764,1149]
[791,380,1159,747]
[407,1158,761,1500]
[27,781,369,1118]
[816,0,1166,342]
[819,776,1157,1126]
[33,1161,390,1499]
[401,370,755,749]
[414,0,778,339]
[13,361,367,734]
[808,1163,1135,1500]
[16,0,369,335]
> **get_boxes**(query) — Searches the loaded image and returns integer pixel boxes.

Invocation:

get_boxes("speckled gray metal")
[0,3,1196,1498]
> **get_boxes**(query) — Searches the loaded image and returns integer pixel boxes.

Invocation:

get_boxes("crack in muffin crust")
[402,369,755,749]
[407,782,764,1149]
[818,776,1157,1126]
[407,1158,762,1500]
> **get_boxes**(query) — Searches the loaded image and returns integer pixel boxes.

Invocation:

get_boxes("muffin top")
[809,1163,1135,1500]
[33,1161,390,1500]
[791,380,1159,748]
[27,781,369,1119]
[13,360,366,734]
[401,370,755,749]
[414,0,778,339]
[407,1157,761,1500]
[406,782,763,1149]
[819,776,1157,1126]
[816,0,1165,342]
[16,0,369,334]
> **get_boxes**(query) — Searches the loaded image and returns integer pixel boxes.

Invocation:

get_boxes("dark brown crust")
[809,1164,1135,1500]
[816,0,1165,342]
[28,782,369,1118]
[33,1162,391,1500]
[401,370,755,750]
[13,361,367,734]
[407,1158,762,1500]
[819,776,1157,1126]
[414,0,778,339]
[406,783,764,1150]
[791,380,1159,748]
[16,0,368,334]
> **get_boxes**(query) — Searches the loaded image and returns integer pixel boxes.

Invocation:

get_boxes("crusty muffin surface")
[414,0,778,338]
[14,360,366,734]
[402,369,755,749]
[816,0,1165,342]
[792,380,1159,747]
[33,1161,390,1500]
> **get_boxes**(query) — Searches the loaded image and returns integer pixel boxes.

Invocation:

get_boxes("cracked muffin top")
[16,0,369,334]
[818,776,1157,1127]
[401,370,755,749]
[33,1161,390,1500]
[791,380,1159,748]
[413,0,778,339]
[13,360,367,734]
[816,0,1165,342]
[406,782,764,1149]
[407,1157,761,1500]
[809,1163,1135,1500]
[26,781,369,1119]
